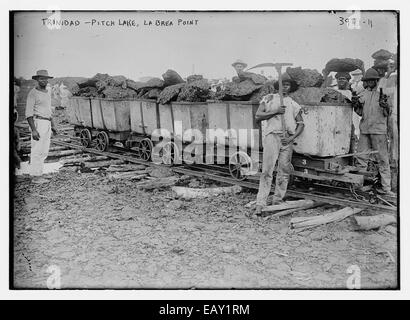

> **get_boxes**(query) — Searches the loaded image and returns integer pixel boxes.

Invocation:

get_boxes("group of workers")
[15,54,398,199]
[231,53,398,217]
[330,57,398,198]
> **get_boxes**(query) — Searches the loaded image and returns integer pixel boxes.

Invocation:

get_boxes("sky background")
[13,11,398,81]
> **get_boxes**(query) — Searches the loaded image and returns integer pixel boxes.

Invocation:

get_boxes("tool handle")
[277,69,286,137]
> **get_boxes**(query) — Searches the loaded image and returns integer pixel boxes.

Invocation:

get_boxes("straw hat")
[32,69,53,80]
[231,59,248,68]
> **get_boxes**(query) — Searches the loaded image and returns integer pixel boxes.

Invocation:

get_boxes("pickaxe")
[247,62,293,137]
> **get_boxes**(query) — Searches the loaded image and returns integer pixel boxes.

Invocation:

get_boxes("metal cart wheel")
[136,138,153,161]
[95,131,110,151]
[160,141,179,165]
[79,128,92,148]
[229,151,253,180]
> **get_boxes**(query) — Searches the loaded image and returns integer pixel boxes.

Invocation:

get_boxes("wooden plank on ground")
[290,207,363,230]
[262,200,314,213]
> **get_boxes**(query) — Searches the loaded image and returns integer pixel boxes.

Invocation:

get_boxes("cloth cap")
[362,68,380,81]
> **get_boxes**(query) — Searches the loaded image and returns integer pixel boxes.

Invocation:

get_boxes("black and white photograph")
[6,3,405,296]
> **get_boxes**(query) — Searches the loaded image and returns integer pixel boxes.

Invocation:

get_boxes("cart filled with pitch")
[67,97,132,151]
[67,93,368,189]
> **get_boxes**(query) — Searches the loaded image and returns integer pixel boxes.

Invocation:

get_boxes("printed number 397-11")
[339,16,373,28]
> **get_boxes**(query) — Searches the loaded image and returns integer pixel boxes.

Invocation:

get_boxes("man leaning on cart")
[25,70,58,184]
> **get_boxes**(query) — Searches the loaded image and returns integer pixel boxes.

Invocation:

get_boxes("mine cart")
[206,100,364,187]
[129,100,210,164]
[68,96,368,188]
[67,97,131,151]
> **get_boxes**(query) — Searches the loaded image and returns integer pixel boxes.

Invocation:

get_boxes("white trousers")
[256,133,293,206]
[30,119,51,176]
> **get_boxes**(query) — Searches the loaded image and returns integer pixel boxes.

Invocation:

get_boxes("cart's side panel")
[90,99,105,130]
[99,99,131,132]
[78,98,93,128]
[172,103,192,143]
[189,103,208,143]
[334,105,353,155]
[100,100,117,131]
[229,102,260,150]
[207,101,229,146]
[130,100,144,134]
[66,97,82,126]
[141,100,159,135]
[294,104,352,156]
[158,104,174,137]
[114,100,131,132]
[67,97,93,127]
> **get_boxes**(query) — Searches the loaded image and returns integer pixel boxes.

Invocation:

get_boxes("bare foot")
[254,205,263,216]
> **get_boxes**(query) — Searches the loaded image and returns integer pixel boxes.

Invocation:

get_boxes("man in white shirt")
[231,59,247,76]
[59,83,72,109]
[26,70,58,183]
[253,73,304,216]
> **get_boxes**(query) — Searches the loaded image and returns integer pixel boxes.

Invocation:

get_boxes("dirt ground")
[13,167,398,289]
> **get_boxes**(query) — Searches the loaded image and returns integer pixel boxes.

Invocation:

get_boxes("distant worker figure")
[14,79,20,110]
[352,68,393,196]
[373,59,389,88]
[59,83,71,109]
[350,69,365,140]
[333,72,359,153]
[351,70,365,95]
[383,59,398,169]
[334,71,352,99]
[253,73,304,215]
[13,79,21,169]
[26,70,58,183]
[231,59,248,76]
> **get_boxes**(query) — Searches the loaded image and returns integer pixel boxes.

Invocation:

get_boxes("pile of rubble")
[323,58,365,75]
[371,49,396,70]
[158,75,211,104]
[213,71,271,102]
[72,70,214,103]
[69,62,354,105]
[212,66,349,104]
[290,87,349,105]
[287,59,367,105]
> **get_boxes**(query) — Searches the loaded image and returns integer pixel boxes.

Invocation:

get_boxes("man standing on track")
[252,73,304,216]
[26,70,58,184]
[353,68,394,196]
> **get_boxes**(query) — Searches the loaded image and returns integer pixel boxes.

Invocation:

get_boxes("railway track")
[50,134,397,214]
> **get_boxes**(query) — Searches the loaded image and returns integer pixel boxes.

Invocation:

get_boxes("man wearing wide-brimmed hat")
[26,70,58,183]
[353,68,394,195]
[231,59,248,75]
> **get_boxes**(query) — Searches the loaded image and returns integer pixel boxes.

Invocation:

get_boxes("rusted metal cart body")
[68,96,365,186]
[67,97,131,151]
[206,100,362,185]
